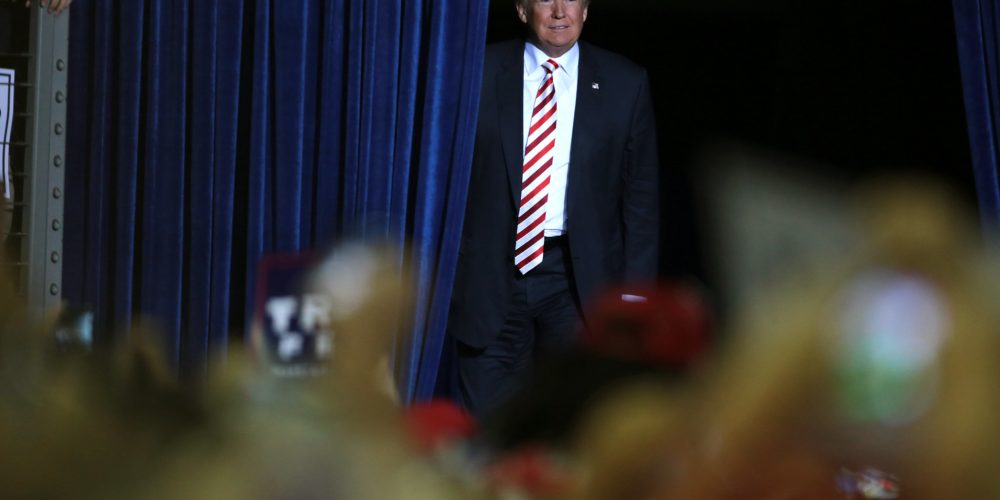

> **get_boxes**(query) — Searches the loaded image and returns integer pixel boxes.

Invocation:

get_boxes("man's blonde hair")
[516,0,591,7]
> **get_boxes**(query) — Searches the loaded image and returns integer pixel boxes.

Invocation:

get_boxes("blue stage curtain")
[64,0,488,401]
[954,0,1000,233]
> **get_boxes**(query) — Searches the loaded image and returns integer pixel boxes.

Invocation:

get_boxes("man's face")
[517,0,588,58]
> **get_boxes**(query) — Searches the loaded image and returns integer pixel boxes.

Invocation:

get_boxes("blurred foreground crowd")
[3,178,1000,499]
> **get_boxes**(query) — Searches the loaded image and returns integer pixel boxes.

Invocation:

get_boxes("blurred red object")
[485,445,574,498]
[403,399,478,453]
[582,282,711,368]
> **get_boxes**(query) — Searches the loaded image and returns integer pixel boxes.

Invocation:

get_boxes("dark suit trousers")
[457,236,583,417]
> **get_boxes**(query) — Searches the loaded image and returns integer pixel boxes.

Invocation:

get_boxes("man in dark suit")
[449,0,659,415]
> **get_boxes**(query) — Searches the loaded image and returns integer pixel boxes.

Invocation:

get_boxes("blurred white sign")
[0,68,13,200]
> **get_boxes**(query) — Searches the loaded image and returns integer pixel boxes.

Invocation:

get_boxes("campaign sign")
[253,252,334,377]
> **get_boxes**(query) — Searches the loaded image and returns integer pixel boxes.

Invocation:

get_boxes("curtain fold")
[954,0,1000,233]
[66,0,488,397]
[405,0,490,401]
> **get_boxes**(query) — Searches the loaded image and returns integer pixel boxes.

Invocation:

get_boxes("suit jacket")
[449,39,660,348]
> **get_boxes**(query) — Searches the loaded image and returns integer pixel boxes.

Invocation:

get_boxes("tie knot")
[542,59,559,74]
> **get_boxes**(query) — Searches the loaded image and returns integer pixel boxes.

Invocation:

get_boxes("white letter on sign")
[266,297,297,333]
[300,294,331,333]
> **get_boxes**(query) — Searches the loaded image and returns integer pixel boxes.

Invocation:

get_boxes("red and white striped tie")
[515,58,559,275]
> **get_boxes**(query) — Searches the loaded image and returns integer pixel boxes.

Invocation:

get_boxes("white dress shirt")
[522,42,578,237]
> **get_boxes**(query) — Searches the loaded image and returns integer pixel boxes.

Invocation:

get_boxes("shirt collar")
[524,41,579,81]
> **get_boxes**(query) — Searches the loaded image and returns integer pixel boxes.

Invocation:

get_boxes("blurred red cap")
[485,446,574,497]
[582,282,711,368]
[403,399,478,452]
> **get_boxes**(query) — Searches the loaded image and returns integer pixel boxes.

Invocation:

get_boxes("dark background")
[3,0,976,316]
[486,0,974,292]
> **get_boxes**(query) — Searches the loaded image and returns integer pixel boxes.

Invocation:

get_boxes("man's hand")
[23,0,71,15]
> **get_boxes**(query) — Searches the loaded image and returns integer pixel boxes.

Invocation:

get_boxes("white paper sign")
[0,68,13,201]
